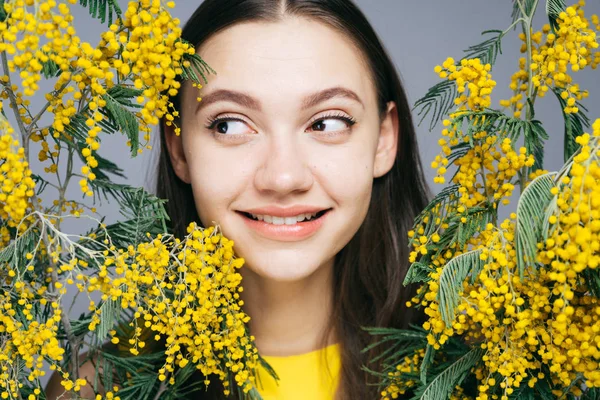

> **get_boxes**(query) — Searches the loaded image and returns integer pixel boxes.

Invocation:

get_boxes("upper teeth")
[250,212,319,225]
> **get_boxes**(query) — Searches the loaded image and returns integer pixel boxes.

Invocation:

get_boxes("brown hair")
[155,0,430,398]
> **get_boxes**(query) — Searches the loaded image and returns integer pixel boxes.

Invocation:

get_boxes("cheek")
[309,140,376,212]
[181,137,254,225]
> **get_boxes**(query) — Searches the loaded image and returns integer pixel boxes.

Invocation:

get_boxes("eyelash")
[204,112,357,136]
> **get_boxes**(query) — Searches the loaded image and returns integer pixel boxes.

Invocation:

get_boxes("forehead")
[192,17,376,108]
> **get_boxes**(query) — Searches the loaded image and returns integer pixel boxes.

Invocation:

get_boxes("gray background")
[21,0,599,386]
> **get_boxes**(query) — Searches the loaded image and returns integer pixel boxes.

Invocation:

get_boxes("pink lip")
[238,209,331,242]
[241,205,328,218]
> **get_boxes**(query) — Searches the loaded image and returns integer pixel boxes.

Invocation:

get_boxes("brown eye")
[311,118,347,132]
[207,118,254,135]
[308,117,355,133]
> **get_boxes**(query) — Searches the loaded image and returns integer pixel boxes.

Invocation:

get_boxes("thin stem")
[517,0,540,193]
[521,0,540,100]
[503,17,526,36]
[153,374,169,400]
[55,146,74,231]
[43,226,81,382]
[1,52,29,154]
[27,79,71,136]
[516,0,527,19]
[480,157,491,202]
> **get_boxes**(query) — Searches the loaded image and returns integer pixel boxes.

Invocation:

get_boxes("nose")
[254,134,314,196]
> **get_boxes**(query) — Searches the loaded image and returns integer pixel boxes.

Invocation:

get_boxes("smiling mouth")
[238,209,330,225]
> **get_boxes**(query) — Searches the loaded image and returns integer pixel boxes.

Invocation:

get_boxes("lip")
[240,205,329,218]
[237,208,331,242]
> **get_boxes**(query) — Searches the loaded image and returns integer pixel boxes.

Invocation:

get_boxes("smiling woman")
[46,0,430,399]
[157,0,430,399]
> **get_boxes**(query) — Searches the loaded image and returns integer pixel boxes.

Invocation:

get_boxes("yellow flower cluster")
[0,282,66,398]
[0,0,77,97]
[81,223,258,396]
[435,57,496,111]
[119,0,192,128]
[0,132,35,229]
[501,1,599,116]
[445,133,533,207]
[411,120,600,399]
[1,220,258,398]
[534,118,600,389]
[1,0,194,197]
[400,3,600,399]
[380,349,424,399]
[430,58,530,193]
[416,224,496,350]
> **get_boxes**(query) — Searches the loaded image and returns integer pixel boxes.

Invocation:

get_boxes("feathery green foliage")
[413,80,458,131]
[78,0,122,25]
[462,30,505,67]
[546,0,567,32]
[101,90,142,156]
[523,118,549,171]
[515,172,557,277]
[404,262,435,285]
[411,347,484,400]
[180,51,217,87]
[0,225,40,275]
[554,88,590,162]
[437,249,484,326]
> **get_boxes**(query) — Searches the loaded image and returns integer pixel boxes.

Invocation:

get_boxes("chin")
[239,251,333,283]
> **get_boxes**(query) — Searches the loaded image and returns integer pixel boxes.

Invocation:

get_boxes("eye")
[205,116,255,135]
[307,113,356,134]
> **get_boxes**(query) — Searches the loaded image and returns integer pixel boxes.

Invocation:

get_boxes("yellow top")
[255,343,341,400]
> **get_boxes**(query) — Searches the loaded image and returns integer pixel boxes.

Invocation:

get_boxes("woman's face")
[165,17,398,282]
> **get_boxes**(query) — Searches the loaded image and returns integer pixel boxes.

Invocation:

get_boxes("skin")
[165,16,399,356]
[46,15,399,398]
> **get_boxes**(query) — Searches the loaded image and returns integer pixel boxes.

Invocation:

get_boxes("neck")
[241,260,336,357]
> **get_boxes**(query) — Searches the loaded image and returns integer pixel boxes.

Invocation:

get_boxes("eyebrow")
[195,86,364,113]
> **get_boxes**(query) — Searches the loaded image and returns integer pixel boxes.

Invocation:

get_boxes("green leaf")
[79,184,169,252]
[512,0,537,19]
[257,355,279,382]
[437,249,485,327]
[57,108,127,189]
[523,119,549,171]
[0,225,40,275]
[546,0,566,33]
[413,80,458,131]
[456,207,492,248]
[101,355,114,395]
[580,388,600,400]
[78,0,122,25]
[410,184,460,246]
[41,58,62,79]
[0,0,6,22]
[582,268,600,298]
[515,172,557,277]
[93,297,120,345]
[362,327,428,381]
[432,206,493,252]
[180,50,216,87]
[404,262,435,285]
[104,86,144,108]
[420,343,436,384]
[412,347,483,400]
[553,88,590,163]
[31,174,50,195]
[101,90,141,156]
[449,110,525,144]
[462,30,505,67]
